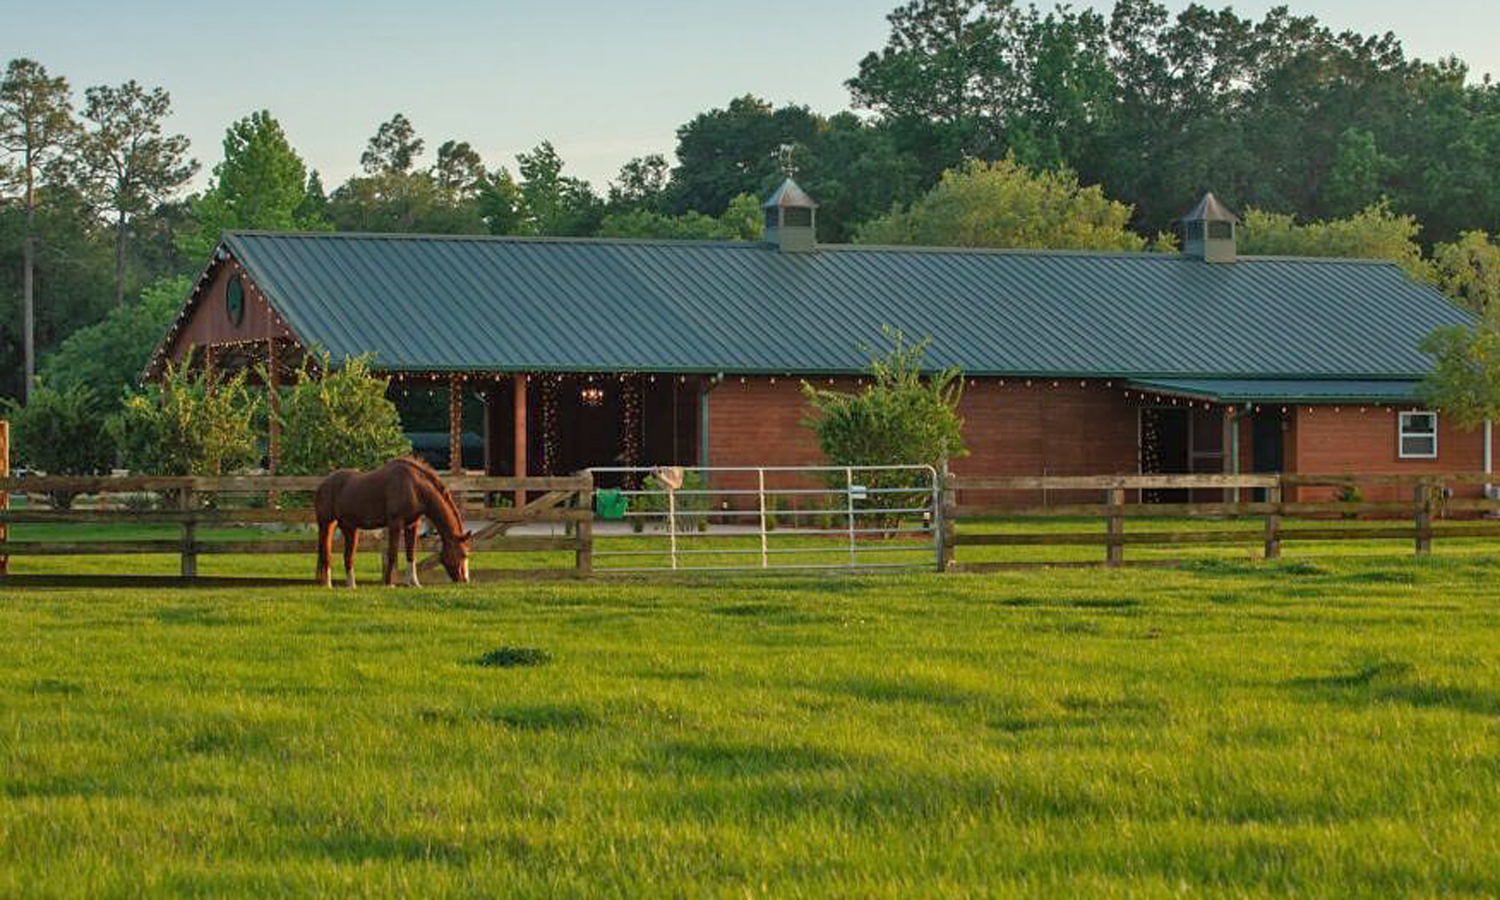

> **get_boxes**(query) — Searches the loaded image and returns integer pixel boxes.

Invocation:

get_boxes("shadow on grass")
[417,703,595,731]
[1285,657,1500,716]
[152,605,251,627]
[636,739,852,777]
[823,674,978,707]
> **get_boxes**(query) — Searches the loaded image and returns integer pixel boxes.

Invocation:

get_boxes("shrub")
[109,354,264,476]
[634,470,713,532]
[801,327,966,527]
[275,351,411,475]
[1,383,115,508]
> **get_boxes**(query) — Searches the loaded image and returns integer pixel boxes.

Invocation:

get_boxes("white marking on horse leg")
[346,570,356,589]
[407,560,421,588]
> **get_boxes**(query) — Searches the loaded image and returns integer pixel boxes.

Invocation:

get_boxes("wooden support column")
[1264,483,1282,560]
[266,340,280,508]
[1414,481,1434,556]
[513,373,529,507]
[448,375,463,475]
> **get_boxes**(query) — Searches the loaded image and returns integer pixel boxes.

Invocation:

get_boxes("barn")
[148,180,1488,499]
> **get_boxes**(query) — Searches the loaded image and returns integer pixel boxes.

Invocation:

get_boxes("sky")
[6,0,1500,192]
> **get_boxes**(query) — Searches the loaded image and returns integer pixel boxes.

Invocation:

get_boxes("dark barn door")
[1250,411,1286,501]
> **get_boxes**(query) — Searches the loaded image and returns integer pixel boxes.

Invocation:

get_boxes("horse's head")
[441,530,473,583]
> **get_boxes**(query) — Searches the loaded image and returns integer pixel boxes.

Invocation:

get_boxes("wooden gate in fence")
[0,471,593,587]
[939,472,1500,570]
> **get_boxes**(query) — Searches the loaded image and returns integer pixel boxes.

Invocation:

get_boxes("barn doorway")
[485,375,702,487]
[1140,406,1226,502]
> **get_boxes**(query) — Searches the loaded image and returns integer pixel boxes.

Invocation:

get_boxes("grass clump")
[474,646,552,668]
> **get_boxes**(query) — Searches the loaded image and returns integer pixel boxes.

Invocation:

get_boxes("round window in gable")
[225,275,246,327]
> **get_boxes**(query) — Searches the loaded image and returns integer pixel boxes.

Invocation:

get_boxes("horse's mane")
[393,456,462,523]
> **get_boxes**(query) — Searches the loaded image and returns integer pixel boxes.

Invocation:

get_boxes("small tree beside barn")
[802,328,966,523]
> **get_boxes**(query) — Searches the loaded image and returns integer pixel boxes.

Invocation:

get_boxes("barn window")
[1208,220,1234,240]
[783,207,813,228]
[1398,411,1438,459]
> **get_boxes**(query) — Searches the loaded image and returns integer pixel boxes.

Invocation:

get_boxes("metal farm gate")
[584,465,942,573]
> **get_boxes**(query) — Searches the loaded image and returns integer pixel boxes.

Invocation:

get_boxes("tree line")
[8,0,1500,420]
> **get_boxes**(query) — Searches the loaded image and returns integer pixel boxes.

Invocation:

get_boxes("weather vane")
[774,143,798,178]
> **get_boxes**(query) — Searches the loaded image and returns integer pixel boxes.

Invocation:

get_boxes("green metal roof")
[1127,378,1423,404]
[214,231,1474,378]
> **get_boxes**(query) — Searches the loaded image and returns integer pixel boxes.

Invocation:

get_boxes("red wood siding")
[167,259,293,363]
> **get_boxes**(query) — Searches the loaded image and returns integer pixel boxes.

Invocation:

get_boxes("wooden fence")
[0,471,594,586]
[940,472,1500,570]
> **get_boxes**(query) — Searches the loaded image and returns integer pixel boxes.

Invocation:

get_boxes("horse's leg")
[383,521,400,587]
[404,522,421,587]
[316,519,335,588]
[341,525,359,589]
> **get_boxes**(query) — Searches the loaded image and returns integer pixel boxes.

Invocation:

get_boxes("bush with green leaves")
[275,352,411,475]
[109,355,264,476]
[1,383,116,508]
[633,470,713,533]
[802,328,966,527]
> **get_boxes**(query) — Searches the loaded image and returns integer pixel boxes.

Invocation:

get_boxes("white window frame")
[1398,410,1439,460]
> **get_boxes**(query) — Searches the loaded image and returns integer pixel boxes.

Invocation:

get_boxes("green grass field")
[4,544,1500,897]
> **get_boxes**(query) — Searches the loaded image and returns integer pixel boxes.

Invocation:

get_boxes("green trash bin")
[595,488,628,520]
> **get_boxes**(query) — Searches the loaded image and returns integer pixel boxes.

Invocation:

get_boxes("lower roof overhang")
[1126,378,1423,405]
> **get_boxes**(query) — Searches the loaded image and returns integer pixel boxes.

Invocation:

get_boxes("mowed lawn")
[4,555,1500,897]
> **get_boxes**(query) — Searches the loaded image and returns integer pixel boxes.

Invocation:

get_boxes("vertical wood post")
[266,338,280,508]
[1414,481,1433,556]
[180,484,198,579]
[938,461,956,572]
[448,375,463,475]
[574,471,594,577]
[1106,488,1125,567]
[0,419,9,576]
[1264,482,1282,560]
[513,373,529,508]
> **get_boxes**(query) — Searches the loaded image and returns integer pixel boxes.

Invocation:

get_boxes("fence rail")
[2,463,1497,583]
[941,471,1500,569]
[0,471,593,585]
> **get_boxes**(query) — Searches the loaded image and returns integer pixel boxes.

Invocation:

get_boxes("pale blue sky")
[5,0,1498,190]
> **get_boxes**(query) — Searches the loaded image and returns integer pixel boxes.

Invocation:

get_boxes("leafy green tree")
[327,169,487,234]
[275,352,411,475]
[73,80,197,306]
[1419,324,1500,431]
[1321,128,1396,218]
[666,96,821,217]
[1432,231,1500,317]
[1,382,114,507]
[178,111,326,262]
[110,354,263,475]
[1,59,77,401]
[802,328,966,524]
[39,274,189,412]
[607,154,669,213]
[516,141,602,236]
[855,156,1146,251]
[360,113,423,175]
[598,193,762,241]
[431,140,486,202]
[1238,203,1433,282]
[0,182,116,403]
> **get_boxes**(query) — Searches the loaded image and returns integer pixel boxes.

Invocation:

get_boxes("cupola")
[1181,192,1239,264]
[763,178,818,253]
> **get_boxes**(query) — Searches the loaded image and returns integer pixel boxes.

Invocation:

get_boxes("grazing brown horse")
[315,458,473,588]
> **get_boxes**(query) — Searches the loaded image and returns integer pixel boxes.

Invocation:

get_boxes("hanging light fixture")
[580,385,605,407]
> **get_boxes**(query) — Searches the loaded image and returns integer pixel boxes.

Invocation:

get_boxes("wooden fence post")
[940,462,956,571]
[1414,481,1433,556]
[575,473,594,577]
[1106,488,1124,567]
[180,485,198,578]
[1264,482,1282,560]
[0,419,8,576]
